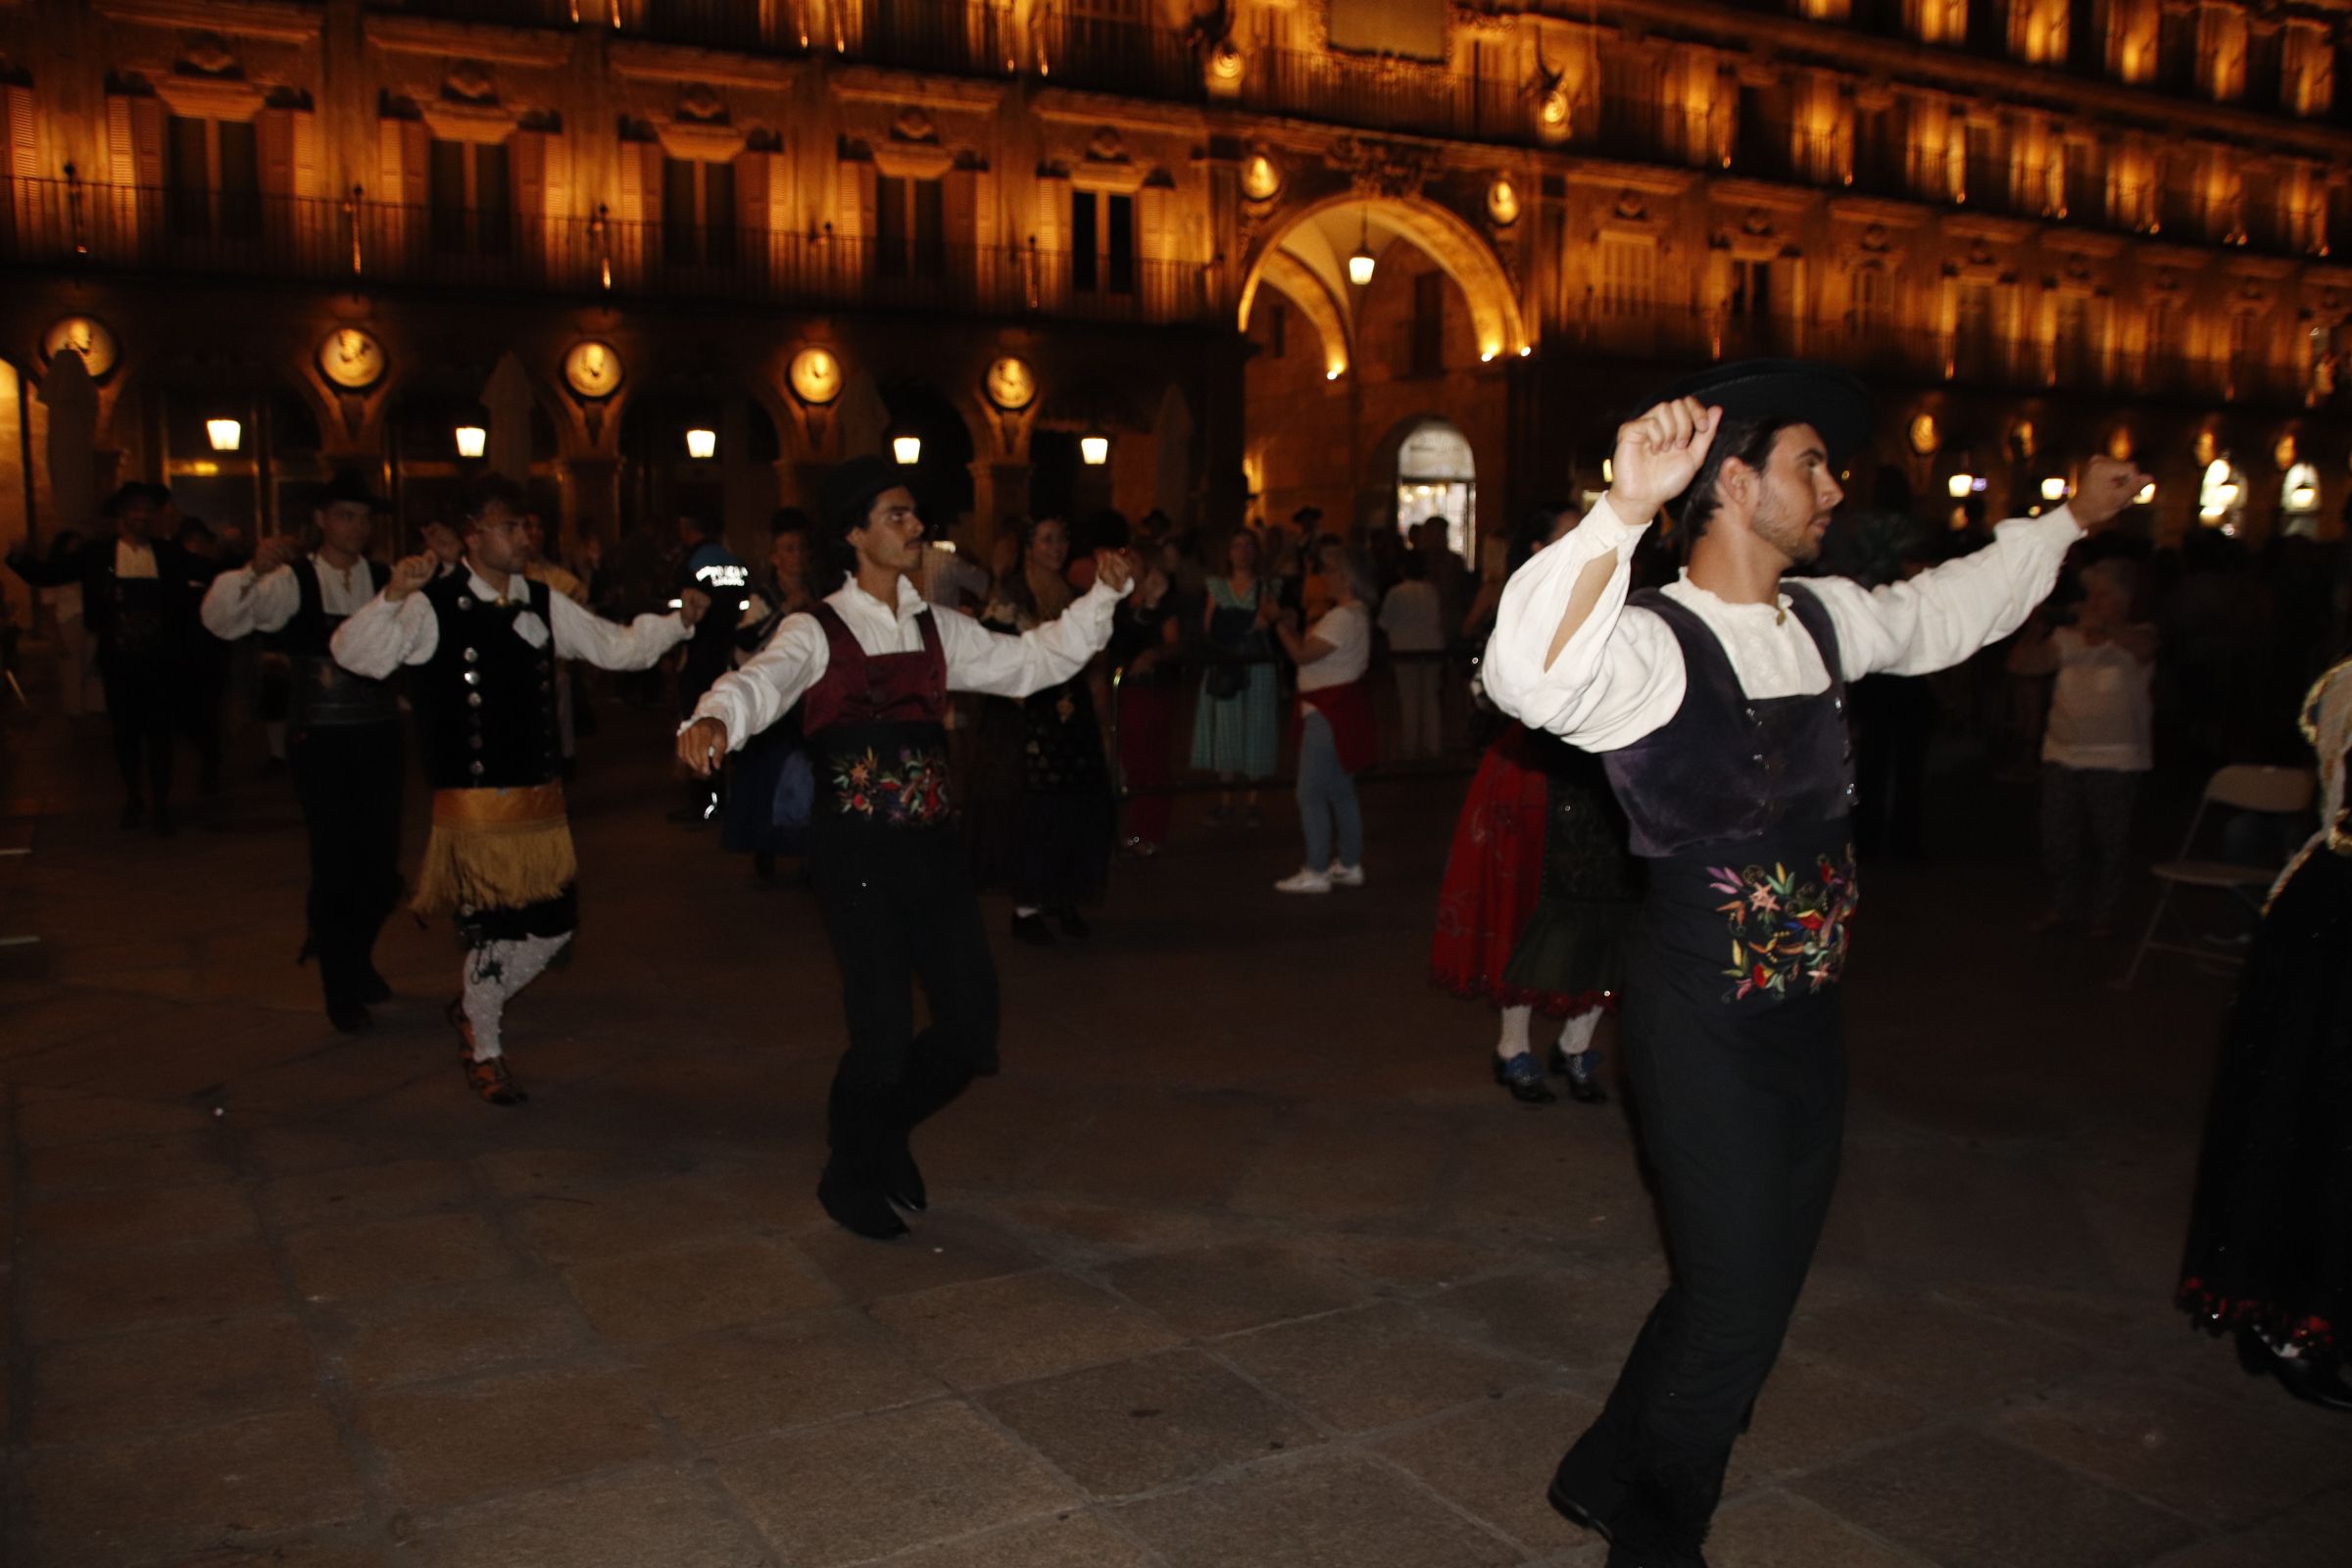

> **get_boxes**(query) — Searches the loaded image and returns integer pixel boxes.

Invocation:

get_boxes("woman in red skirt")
[1434,505,1641,1103]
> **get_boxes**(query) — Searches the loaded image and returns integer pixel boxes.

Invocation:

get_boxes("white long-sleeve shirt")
[199,555,377,640]
[330,566,688,678]
[693,571,1128,751]
[1482,497,2082,752]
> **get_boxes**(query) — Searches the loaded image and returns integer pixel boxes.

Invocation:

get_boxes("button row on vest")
[464,648,479,664]
[464,671,480,686]
[469,760,485,777]
[468,693,482,708]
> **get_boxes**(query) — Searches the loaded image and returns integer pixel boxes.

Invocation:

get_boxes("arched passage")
[1392,418,1477,560]
[1238,192,1529,368]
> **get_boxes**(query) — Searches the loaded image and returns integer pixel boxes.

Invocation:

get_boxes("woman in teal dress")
[1190,531,1281,824]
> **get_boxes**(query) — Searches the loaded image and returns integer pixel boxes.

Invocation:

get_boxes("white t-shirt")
[1299,602,1371,692]
[1377,579,1445,652]
[2042,626,2154,772]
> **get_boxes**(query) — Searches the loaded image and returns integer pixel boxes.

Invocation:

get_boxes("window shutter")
[513,128,547,234]
[258,107,294,196]
[6,85,35,179]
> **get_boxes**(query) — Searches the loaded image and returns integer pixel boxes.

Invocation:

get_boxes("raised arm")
[546,586,698,673]
[938,553,1134,699]
[5,547,79,588]
[199,540,304,641]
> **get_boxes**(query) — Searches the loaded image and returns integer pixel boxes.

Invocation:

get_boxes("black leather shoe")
[2237,1327,2352,1412]
[879,1134,928,1212]
[358,966,393,1005]
[1010,911,1056,947]
[817,1167,908,1241]
[1494,1054,1557,1104]
[1054,906,1091,941]
[1546,1476,1612,1541]
[326,1000,373,1035]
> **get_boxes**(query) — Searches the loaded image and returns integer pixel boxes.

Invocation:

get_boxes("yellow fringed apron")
[411,783,577,916]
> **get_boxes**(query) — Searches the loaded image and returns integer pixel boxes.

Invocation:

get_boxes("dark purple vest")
[1600,582,1855,860]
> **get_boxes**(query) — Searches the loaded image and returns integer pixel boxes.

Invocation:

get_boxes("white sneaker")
[1327,862,1365,888]
[1275,868,1333,894]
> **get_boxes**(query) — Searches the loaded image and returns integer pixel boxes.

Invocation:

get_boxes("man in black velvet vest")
[201,470,402,1032]
[333,476,706,1105]
[1483,362,2148,1566]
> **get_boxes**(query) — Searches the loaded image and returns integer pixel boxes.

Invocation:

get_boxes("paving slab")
[981,1348,1324,1496]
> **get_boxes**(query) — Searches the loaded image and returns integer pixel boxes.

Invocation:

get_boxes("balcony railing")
[365,0,578,25]
[0,179,1216,325]
[1558,307,2317,409]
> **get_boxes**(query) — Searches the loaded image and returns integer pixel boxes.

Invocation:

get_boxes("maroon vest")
[801,601,948,734]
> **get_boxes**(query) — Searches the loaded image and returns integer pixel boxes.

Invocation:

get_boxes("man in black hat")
[201,470,405,1031]
[8,482,206,833]
[1482,363,2148,1565]
[677,455,1134,1241]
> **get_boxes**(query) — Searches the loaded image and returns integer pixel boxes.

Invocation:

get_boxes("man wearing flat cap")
[202,470,405,1032]
[1483,362,2147,1565]
[680,456,1135,1242]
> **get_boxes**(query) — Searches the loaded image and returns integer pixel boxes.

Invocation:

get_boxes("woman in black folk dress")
[2178,654,2352,1413]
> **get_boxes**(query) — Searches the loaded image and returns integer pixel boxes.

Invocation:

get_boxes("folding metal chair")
[2115,763,2316,989]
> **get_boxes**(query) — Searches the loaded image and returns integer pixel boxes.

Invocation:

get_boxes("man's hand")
[677,587,711,628]
[384,555,436,602]
[250,535,302,574]
[1606,396,1722,522]
[2069,457,2151,531]
[1092,549,1136,595]
[676,716,729,777]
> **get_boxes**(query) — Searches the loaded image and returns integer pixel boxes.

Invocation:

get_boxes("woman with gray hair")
[1272,538,1379,893]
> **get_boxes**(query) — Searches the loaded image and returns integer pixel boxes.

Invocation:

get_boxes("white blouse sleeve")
[330,590,439,677]
[937,578,1127,699]
[690,613,831,752]
[1479,496,1688,752]
[546,591,691,672]
[1803,509,2082,681]
[199,564,301,641]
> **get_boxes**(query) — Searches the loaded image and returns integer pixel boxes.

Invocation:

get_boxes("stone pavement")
[1,707,2346,1568]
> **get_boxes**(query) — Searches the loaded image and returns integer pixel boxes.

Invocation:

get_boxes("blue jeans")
[1296,710,1363,870]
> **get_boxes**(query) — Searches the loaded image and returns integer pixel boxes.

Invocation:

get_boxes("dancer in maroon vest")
[680,457,1134,1240]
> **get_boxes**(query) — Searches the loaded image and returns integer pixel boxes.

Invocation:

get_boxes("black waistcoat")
[288,558,400,728]
[415,572,562,790]
[1599,582,1855,860]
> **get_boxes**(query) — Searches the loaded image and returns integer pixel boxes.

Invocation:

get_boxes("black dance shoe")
[817,1166,908,1241]
[1010,911,1056,947]
[326,1000,373,1036]
[879,1136,928,1213]
[358,966,393,1005]
[1545,1474,1612,1541]
[1554,1045,1609,1104]
[1494,1054,1557,1104]
[1605,1546,1710,1568]
[2236,1328,2352,1413]
[1054,906,1091,941]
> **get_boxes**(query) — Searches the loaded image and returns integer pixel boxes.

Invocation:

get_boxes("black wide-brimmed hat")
[318,467,389,511]
[820,454,906,539]
[1647,359,1874,466]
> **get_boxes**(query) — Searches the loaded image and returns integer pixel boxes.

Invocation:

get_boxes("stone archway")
[1237,191,1529,374]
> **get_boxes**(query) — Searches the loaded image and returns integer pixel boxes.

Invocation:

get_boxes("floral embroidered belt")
[809,722,955,829]
[1642,820,1858,1008]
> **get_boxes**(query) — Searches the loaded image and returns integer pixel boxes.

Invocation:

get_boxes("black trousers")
[99,653,177,809]
[288,722,407,1012]
[808,821,1000,1174]
[1555,978,1847,1550]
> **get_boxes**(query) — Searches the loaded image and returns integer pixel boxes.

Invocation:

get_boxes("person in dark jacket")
[6,482,203,832]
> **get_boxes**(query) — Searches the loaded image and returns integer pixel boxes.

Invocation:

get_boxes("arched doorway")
[1238,194,1515,550]
[879,381,976,531]
[1396,419,1475,560]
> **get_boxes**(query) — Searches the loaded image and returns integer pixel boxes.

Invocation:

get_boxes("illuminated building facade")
[2,0,2348,618]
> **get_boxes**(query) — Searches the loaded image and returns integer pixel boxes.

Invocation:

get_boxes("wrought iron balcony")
[0,179,1217,327]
